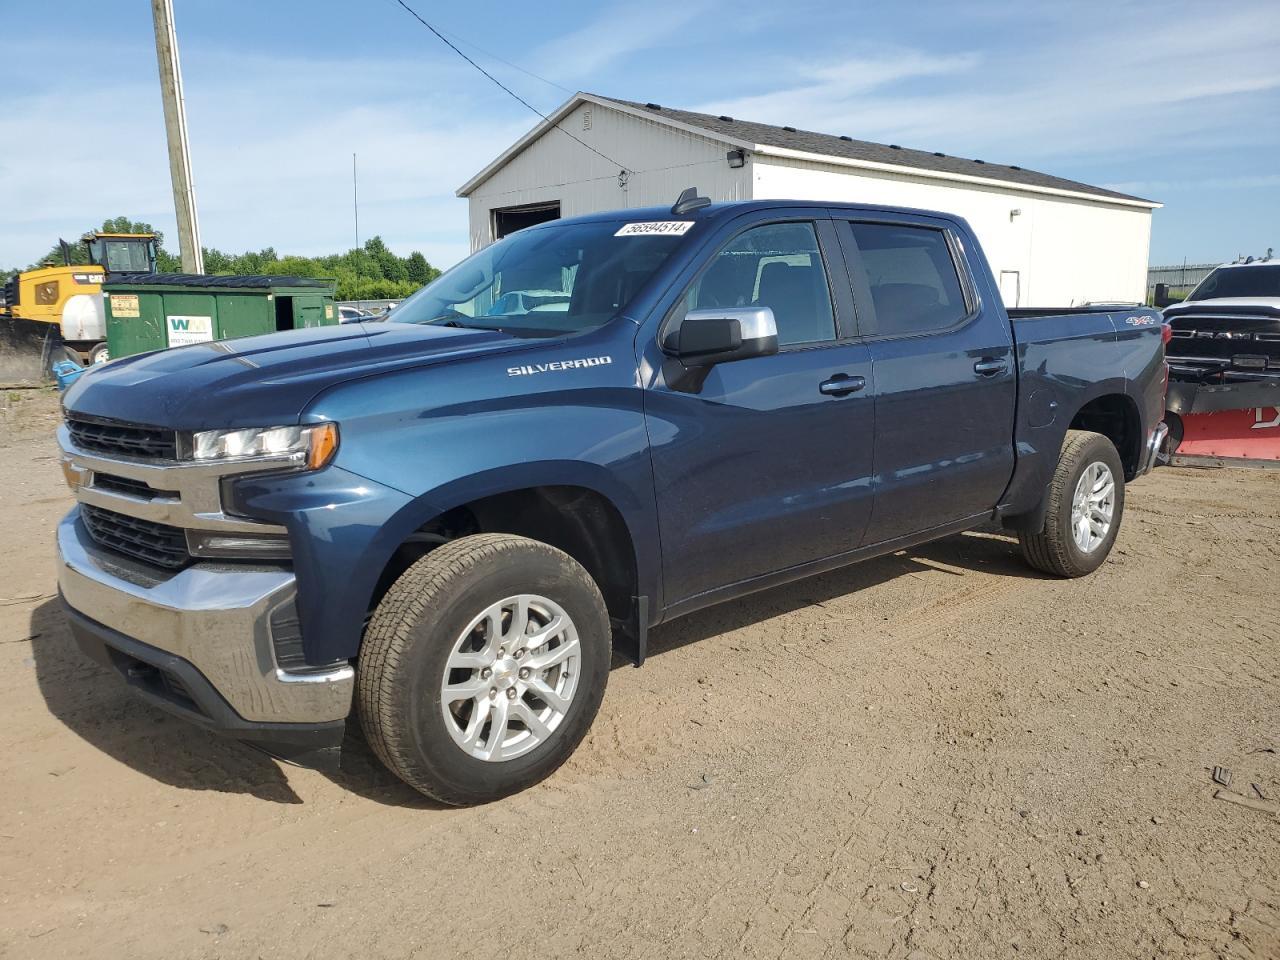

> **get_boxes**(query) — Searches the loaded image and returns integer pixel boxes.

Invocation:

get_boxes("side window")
[846,223,969,336]
[681,221,836,347]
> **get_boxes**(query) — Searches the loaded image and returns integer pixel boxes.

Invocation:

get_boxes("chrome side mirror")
[668,307,779,366]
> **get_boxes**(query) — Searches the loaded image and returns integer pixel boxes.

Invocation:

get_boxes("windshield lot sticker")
[166,315,214,347]
[508,356,612,377]
[615,221,695,237]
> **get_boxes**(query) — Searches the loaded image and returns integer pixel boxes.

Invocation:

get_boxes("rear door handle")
[819,374,866,397]
[973,358,1009,377]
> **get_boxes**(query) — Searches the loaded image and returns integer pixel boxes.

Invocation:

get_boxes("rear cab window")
[842,222,971,337]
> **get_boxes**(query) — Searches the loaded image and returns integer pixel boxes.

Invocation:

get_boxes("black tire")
[89,342,110,365]
[357,533,611,805]
[1019,429,1125,578]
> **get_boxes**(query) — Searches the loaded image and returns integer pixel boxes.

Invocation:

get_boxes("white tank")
[61,293,106,343]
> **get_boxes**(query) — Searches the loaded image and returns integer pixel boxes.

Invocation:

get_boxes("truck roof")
[1212,257,1277,270]
[531,198,968,230]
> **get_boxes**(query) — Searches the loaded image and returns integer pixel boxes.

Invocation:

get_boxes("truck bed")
[1007,305,1143,319]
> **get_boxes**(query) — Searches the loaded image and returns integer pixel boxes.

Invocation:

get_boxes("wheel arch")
[365,462,655,657]
[1002,385,1141,536]
[1066,392,1143,480]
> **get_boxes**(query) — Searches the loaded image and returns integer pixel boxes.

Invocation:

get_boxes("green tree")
[157,247,182,272]
[406,251,435,284]
[17,217,442,301]
[363,236,408,282]
[202,247,234,274]
[33,216,178,271]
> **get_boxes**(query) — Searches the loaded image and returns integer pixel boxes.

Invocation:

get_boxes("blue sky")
[2,0,1277,271]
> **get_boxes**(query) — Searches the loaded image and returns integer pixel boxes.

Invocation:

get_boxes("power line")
[389,0,630,173]
[373,0,572,95]
[435,28,573,96]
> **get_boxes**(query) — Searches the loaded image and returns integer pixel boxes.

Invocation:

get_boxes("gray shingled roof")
[598,95,1153,205]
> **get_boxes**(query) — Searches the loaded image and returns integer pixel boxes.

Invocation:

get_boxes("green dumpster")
[103,274,338,360]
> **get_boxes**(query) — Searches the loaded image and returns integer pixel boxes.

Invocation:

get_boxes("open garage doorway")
[493,202,560,240]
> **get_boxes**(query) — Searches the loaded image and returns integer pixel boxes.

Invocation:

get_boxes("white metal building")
[458,93,1161,307]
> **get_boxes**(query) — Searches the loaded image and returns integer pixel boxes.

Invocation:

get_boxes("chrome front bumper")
[57,509,353,726]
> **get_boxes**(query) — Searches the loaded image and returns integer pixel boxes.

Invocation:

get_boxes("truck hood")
[63,321,526,430]
[1165,297,1280,318]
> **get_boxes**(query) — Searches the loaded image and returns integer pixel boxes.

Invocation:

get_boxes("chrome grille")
[92,472,178,501]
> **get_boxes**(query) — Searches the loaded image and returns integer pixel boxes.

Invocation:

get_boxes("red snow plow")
[1167,390,1280,464]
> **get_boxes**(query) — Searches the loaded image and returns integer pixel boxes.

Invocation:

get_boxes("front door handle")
[819,374,866,397]
[973,357,1009,377]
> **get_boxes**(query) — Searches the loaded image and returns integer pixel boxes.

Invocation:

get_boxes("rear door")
[834,216,1016,543]
[645,214,876,605]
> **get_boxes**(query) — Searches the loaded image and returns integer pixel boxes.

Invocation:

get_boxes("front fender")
[240,327,660,663]
[234,457,661,665]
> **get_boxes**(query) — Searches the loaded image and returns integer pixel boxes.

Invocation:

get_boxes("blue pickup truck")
[56,194,1168,804]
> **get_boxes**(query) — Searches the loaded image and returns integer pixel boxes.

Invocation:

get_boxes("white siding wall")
[751,157,1152,307]
[467,104,749,251]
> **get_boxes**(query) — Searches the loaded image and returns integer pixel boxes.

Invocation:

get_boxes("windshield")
[389,220,689,336]
[1187,264,1280,301]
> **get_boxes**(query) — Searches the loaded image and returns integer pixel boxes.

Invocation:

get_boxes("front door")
[836,217,1016,544]
[645,218,876,606]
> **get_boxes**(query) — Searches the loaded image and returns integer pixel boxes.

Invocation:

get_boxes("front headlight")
[191,422,338,470]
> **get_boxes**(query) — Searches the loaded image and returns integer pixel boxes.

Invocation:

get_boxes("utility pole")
[353,153,360,250]
[151,0,204,274]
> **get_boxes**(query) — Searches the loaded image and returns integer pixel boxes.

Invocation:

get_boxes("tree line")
[3,217,442,301]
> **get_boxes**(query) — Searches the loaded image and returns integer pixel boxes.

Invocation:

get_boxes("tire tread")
[1019,429,1123,578]
[356,534,605,805]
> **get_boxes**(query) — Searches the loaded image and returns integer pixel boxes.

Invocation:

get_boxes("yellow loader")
[1,232,157,384]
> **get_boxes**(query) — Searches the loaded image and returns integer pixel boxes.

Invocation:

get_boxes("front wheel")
[356,533,611,805]
[1019,429,1125,578]
[89,342,110,365]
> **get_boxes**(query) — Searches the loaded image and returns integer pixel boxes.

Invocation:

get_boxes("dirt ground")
[1,388,1277,960]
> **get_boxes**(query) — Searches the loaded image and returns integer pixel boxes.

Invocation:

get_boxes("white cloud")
[531,2,709,81]
[695,49,982,134]
[0,41,527,270]
[3,0,1276,272]
[691,3,1280,164]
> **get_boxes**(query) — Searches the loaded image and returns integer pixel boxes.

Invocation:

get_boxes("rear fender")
[999,377,1133,529]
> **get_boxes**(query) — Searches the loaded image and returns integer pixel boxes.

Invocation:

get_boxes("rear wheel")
[1019,429,1125,578]
[357,533,611,805]
[89,342,110,365]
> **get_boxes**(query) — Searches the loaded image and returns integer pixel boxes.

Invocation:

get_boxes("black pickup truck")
[57,195,1169,803]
